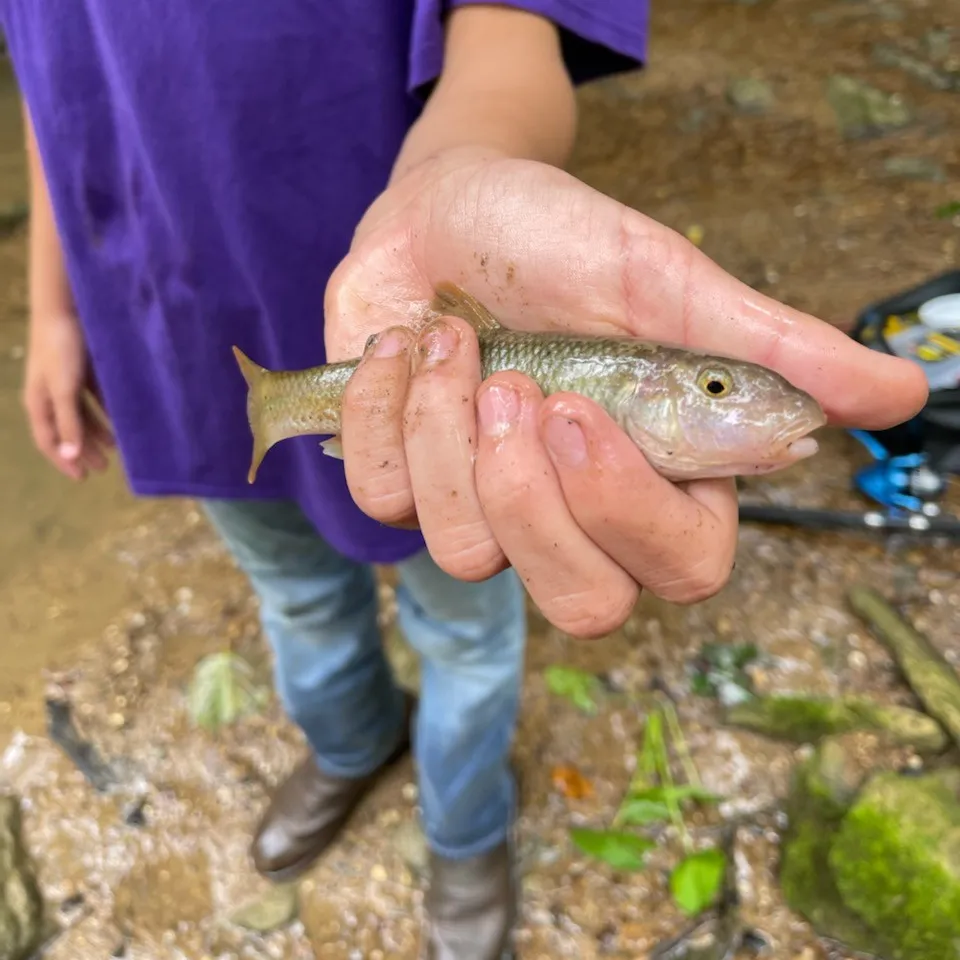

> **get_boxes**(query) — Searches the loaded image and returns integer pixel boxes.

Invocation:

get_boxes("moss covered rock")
[0,795,46,960]
[830,770,960,960]
[849,586,960,751]
[726,694,947,752]
[781,744,960,960]
[779,740,881,952]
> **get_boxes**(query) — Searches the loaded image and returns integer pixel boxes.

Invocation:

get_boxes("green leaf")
[690,673,714,696]
[935,200,960,219]
[670,847,727,916]
[691,642,759,704]
[187,651,269,733]
[544,665,602,714]
[615,798,671,826]
[569,828,655,871]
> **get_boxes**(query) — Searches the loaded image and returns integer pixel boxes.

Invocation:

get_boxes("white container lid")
[918,293,960,330]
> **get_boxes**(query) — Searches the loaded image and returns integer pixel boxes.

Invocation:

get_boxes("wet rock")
[383,625,421,694]
[831,770,960,960]
[826,75,911,139]
[726,77,775,114]
[122,796,148,827]
[389,817,428,876]
[724,695,948,752]
[849,587,960,750]
[678,107,710,134]
[228,882,298,932]
[872,43,960,92]
[45,697,118,792]
[781,740,960,960]
[924,29,952,62]
[882,156,946,182]
[0,795,46,960]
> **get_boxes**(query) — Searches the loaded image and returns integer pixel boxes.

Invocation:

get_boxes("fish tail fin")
[232,345,279,484]
[430,281,502,333]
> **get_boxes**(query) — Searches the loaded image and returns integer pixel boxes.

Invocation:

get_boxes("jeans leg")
[201,498,405,778]
[394,549,526,860]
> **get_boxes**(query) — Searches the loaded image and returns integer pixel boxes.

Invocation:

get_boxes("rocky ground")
[1,0,960,958]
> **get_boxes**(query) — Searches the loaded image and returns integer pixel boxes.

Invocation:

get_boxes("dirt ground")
[1,0,959,958]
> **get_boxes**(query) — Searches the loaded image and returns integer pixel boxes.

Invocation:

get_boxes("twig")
[45,698,118,793]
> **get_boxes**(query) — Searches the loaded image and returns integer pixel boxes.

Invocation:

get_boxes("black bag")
[852,269,960,475]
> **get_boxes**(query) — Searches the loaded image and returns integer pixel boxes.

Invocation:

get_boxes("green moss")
[781,738,960,960]
[725,695,947,752]
[849,586,960,750]
[0,796,46,960]
[779,740,882,952]
[830,772,960,960]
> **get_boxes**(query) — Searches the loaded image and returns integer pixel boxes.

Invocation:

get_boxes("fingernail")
[418,320,459,366]
[477,384,520,437]
[58,442,80,460]
[544,415,587,467]
[371,329,407,359]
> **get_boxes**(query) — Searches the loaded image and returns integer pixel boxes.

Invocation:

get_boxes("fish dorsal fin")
[430,281,502,333]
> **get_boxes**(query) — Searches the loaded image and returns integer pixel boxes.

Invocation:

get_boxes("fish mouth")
[764,416,826,466]
[779,435,820,463]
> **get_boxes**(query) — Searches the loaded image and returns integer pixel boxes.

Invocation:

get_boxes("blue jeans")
[201,498,526,860]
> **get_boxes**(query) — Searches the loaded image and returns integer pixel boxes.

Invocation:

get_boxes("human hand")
[324,148,928,637]
[22,310,114,481]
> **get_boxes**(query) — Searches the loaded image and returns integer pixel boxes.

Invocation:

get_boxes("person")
[6,1,926,957]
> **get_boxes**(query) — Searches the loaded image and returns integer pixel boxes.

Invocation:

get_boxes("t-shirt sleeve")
[408,0,649,97]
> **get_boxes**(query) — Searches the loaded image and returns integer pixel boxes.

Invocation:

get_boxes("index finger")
[23,388,85,480]
[538,390,739,605]
[617,222,929,430]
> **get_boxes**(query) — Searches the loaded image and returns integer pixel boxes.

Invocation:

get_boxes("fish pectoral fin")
[320,436,345,460]
[430,281,502,333]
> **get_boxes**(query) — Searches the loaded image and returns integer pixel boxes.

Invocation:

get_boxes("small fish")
[232,282,826,484]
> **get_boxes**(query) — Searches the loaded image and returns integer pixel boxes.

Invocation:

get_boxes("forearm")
[390,4,578,183]
[23,102,75,320]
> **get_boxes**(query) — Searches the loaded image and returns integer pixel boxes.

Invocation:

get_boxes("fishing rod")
[738,501,960,539]
[739,426,960,540]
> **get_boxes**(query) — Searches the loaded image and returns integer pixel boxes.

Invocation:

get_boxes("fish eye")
[698,367,734,398]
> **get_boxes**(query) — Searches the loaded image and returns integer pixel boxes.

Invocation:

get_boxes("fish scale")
[478,328,664,405]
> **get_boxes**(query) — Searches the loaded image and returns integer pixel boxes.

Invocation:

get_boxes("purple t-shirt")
[2,0,647,564]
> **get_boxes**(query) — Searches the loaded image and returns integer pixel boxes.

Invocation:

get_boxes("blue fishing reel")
[738,270,960,539]
[848,428,946,517]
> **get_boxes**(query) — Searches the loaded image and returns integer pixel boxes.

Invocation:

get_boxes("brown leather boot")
[419,839,518,960]
[251,692,416,882]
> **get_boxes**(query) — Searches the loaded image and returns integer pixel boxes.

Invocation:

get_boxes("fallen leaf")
[551,764,595,800]
[187,651,269,733]
[228,883,298,931]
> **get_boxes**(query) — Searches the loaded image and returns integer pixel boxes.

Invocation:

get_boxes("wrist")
[390,143,507,188]
[28,301,79,333]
